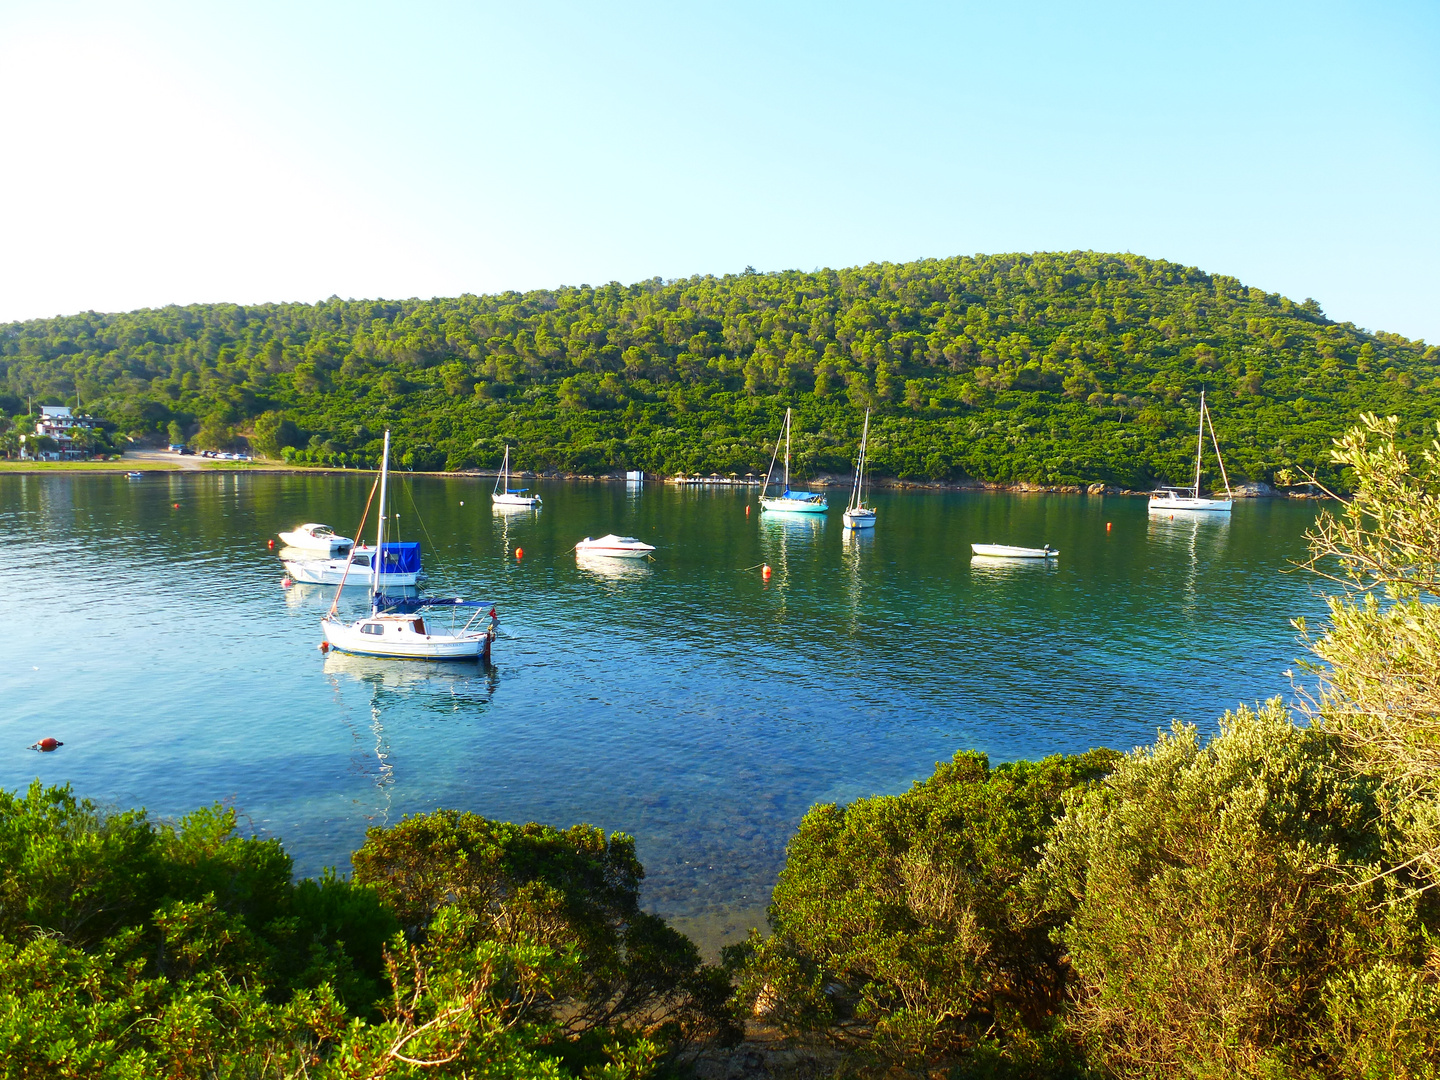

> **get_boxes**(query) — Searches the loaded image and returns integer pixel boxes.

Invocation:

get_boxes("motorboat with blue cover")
[284,542,421,586]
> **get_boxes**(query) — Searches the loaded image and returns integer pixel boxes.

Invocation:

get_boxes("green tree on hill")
[1,252,1432,486]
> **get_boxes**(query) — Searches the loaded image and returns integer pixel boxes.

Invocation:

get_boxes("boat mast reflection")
[323,653,499,827]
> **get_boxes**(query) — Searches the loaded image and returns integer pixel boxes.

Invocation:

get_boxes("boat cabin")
[357,614,432,637]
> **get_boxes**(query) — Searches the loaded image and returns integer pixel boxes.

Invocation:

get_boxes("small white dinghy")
[574,534,656,559]
[278,523,354,556]
[971,543,1058,559]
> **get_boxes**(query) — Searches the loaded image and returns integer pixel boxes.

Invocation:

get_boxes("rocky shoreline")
[3,457,1323,498]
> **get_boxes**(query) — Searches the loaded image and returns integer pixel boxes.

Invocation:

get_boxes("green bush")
[733,749,1119,1076]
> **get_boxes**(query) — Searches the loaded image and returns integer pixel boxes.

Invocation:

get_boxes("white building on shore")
[20,406,97,460]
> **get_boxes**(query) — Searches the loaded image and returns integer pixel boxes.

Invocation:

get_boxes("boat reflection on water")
[840,521,873,637]
[969,553,1061,579]
[282,580,419,610]
[322,650,500,829]
[323,649,498,693]
[575,551,653,581]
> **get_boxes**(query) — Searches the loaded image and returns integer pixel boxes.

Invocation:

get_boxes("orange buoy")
[172,503,180,509]
[30,737,62,752]
[267,539,275,549]
[1106,522,1112,532]
[318,641,330,652]
[762,563,772,579]
[515,547,524,560]
[745,505,750,515]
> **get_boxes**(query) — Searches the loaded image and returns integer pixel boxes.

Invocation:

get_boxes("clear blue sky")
[2,1,1436,342]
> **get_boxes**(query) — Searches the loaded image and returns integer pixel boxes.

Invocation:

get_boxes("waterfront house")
[20,406,97,460]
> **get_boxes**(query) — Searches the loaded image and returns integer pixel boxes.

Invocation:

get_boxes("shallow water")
[0,473,1328,949]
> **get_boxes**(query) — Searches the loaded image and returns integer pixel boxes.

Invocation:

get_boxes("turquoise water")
[0,473,1326,947]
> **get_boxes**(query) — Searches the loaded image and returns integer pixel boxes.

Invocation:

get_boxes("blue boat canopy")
[378,542,421,574]
[374,594,493,614]
[783,489,820,501]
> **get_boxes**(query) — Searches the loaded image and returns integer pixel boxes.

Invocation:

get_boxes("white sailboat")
[321,431,498,661]
[492,446,541,508]
[842,409,876,529]
[1149,390,1234,513]
[759,408,828,514]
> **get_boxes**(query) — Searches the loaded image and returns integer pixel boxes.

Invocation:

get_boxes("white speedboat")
[278,523,354,555]
[842,408,876,530]
[492,446,541,508]
[971,544,1058,558]
[1149,390,1234,514]
[321,431,497,661]
[284,542,421,586]
[574,534,656,558]
[759,408,828,514]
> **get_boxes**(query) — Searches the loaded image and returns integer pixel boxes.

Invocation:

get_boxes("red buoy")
[1106,522,1112,532]
[745,505,750,515]
[30,737,62,752]
[515,547,524,560]
[172,503,180,509]
[762,563,772,579]
[267,539,275,549]
[318,641,330,652]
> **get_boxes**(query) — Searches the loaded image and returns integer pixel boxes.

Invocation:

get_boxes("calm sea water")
[0,473,1327,949]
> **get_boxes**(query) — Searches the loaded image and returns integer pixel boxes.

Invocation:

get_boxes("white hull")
[971,544,1057,558]
[842,508,876,529]
[492,493,541,508]
[322,616,491,661]
[278,525,353,555]
[1149,495,1233,512]
[574,535,656,558]
[284,560,418,587]
[759,496,828,514]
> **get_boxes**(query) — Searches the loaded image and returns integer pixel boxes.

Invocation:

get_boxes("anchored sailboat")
[1149,390,1234,513]
[842,409,876,529]
[492,446,541,508]
[759,408,827,514]
[321,431,498,660]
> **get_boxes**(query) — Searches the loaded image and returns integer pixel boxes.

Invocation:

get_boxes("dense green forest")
[0,252,1434,488]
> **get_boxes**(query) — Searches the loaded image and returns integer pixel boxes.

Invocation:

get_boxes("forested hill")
[1,252,1434,488]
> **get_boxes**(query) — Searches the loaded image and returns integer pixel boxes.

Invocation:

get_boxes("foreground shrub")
[1040,701,1440,1079]
[0,786,720,1077]
[732,748,1119,1076]
[352,810,741,1050]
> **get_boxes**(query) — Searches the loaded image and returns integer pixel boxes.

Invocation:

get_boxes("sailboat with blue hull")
[759,408,828,515]
[321,431,498,660]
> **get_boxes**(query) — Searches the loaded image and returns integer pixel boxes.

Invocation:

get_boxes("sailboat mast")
[495,447,506,496]
[1193,390,1206,496]
[373,430,390,604]
[783,409,791,493]
[852,410,869,512]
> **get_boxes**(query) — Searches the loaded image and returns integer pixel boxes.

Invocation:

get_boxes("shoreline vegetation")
[6,415,1438,1079]
[0,455,1323,498]
[1,252,1433,494]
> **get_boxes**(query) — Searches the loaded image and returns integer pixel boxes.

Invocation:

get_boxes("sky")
[1,0,1436,341]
